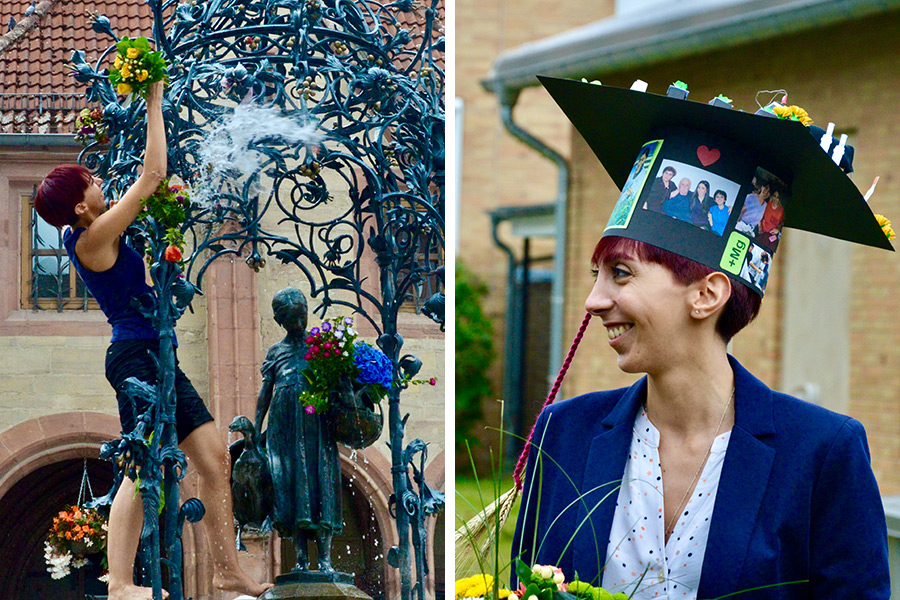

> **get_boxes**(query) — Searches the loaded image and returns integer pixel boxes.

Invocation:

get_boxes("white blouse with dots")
[600,408,732,599]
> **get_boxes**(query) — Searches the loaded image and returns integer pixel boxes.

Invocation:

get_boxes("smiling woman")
[510,78,893,600]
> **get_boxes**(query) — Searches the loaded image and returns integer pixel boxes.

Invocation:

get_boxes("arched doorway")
[0,458,114,600]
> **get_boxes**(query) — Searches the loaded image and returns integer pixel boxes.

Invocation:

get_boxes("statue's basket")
[327,396,384,449]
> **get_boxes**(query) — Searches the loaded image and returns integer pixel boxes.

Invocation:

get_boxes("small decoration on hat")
[709,94,733,109]
[772,104,814,126]
[876,214,896,241]
[667,80,689,100]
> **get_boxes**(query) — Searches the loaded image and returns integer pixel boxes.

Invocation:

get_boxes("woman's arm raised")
[78,81,167,256]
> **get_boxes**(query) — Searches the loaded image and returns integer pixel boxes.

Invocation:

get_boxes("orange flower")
[164,245,182,262]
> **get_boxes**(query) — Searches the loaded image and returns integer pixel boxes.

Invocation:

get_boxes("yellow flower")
[876,214,896,241]
[772,104,814,126]
[121,64,131,79]
[137,70,149,82]
[126,47,141,59]
[498,590,512,599]
[117,82,133,95]
[114,56,122,69]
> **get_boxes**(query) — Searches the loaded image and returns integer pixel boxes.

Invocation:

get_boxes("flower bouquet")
[299,316,391,448]
[456,574,517,600]
[140,178,191,261]
[74,108,109,146]
[108,36,167,98]
[44,505,108,581]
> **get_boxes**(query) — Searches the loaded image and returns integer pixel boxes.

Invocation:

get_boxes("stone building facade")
[0,1,445,598]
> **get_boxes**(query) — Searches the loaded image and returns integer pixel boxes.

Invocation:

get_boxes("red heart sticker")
[697,146,721,167]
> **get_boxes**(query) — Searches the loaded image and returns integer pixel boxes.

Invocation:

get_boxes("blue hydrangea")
[353,342,392,389]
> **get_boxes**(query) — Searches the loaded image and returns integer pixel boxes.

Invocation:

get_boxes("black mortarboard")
[538,76,893,296]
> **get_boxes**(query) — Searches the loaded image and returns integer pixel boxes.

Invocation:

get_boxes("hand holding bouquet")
[108,36,167,98]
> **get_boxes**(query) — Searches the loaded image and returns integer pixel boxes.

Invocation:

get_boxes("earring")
[694,309,700,314]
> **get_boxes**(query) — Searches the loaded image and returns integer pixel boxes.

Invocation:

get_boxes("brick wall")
[455,0,615,457]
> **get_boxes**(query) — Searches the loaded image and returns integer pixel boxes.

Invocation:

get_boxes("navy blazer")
[511,356,889,599]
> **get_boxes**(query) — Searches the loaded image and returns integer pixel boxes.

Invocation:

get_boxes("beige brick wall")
[558,12,900,493]
[456,0,615,453]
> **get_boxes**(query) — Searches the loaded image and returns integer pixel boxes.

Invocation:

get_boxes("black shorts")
[105,339,214,443]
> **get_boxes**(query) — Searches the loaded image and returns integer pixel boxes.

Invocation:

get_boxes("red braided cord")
[513,312,593,490]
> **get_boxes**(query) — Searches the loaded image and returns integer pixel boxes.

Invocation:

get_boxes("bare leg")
[180,422,274,597]
[316,529,335,573]
[293,529,309,571]
[107,476,169,600]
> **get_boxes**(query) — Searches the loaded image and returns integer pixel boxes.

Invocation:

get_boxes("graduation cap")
[538,76,893,296]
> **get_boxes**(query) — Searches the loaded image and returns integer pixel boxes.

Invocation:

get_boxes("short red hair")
[34,164,93,228]
[591,236,761,342]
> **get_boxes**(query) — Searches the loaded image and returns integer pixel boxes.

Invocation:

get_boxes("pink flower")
[312,346,320,353]
[324,342,332,349]
[323,351,330,358]
[429,377,437,386]
[304,405,316,415]
[304,352,312,360]
[305,336,314,344]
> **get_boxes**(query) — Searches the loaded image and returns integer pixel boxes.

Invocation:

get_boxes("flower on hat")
[876,214,896,241]
[773,104,814,126]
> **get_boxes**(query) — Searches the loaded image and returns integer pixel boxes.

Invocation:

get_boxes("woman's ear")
[690,271,731,319]
[73,202,87,217]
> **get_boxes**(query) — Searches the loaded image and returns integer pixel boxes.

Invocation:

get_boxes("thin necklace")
[663,387,735,540]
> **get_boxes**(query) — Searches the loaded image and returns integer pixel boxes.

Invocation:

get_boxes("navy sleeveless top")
[64,227,159,342]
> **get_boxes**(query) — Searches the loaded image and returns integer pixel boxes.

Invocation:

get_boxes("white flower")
[98,572,110,584]
[540,565,553,580]
[552,572,565,585]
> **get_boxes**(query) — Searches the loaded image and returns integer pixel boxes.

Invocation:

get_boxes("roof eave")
[483,0,900,96]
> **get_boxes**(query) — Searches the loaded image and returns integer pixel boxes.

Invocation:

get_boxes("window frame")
[19,190,98,312]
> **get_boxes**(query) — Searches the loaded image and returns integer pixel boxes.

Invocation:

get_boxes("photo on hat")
[739,242,773,293]
[735,167,789,252]
[606,139,663,230]
[642,158,742,236]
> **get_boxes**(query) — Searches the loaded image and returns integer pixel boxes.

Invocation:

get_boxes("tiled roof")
[0,0,154,94]
[0,0,443,133]
[0,0,153,132]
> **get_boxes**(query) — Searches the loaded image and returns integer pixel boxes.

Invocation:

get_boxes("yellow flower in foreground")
[114,56,122,69]
[137,70,149,82]
[120,64,131,79]
[876,214,896,241]
[126,47,141,59]
[117,82,133,95]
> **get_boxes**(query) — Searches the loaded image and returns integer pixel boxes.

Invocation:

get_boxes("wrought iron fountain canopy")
[72,0,444,597]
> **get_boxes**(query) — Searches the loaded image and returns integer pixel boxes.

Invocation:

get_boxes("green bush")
[455,261,494,455]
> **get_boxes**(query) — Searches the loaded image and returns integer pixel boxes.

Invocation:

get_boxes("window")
[20,189,96,311]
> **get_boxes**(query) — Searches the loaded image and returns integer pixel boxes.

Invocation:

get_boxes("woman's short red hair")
[591,236,761,342]
[34,164,93,228]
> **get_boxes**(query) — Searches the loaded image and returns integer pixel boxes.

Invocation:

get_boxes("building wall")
[455,0,615,458]
[560,11,900,494]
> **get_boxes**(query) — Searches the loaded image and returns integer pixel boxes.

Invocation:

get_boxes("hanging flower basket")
[44,505,108,580]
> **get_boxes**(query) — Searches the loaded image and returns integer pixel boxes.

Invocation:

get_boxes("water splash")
[193,103,323,207]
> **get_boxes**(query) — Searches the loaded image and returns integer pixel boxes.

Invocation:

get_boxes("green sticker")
[720,232,750,274]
